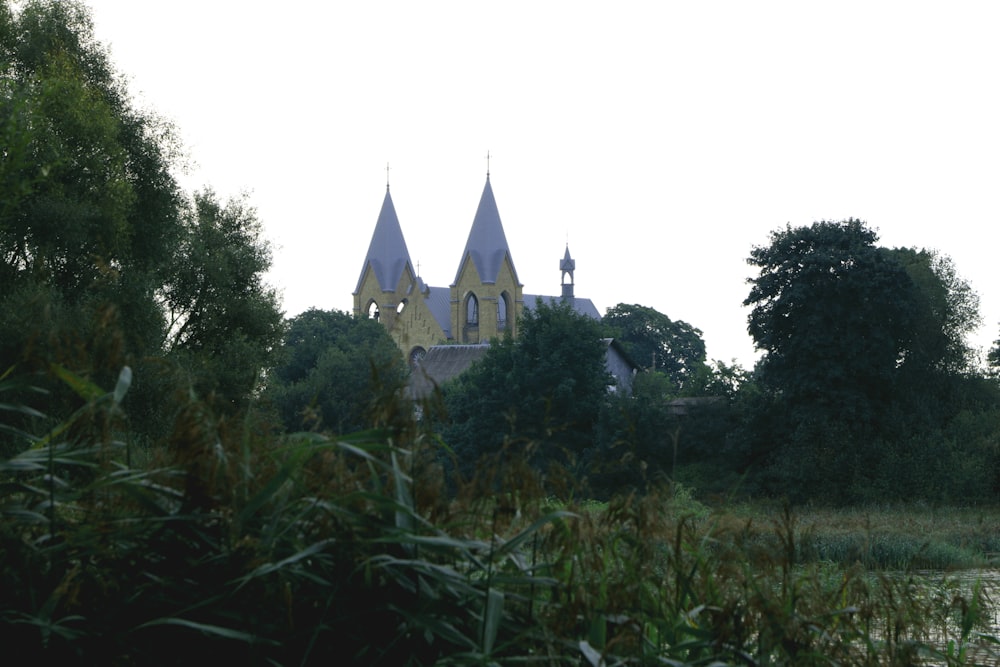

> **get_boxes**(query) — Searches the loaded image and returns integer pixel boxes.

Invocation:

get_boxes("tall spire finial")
[386,162,391,191]
[486,150,491,178]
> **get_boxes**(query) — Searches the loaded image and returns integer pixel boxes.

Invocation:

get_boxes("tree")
[743,219,993,503]
[602,303,708,391]
[443,300,610,483]
[1,0,185,427]
[990,336,1000,372]
[744,219,919,423]
[0,1,282,436]
[887,248,980,374]
[1,1,183,300]
[159,190,285,409]
[264,309,405,433]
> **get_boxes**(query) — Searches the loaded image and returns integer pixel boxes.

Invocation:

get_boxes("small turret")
[560,245,576,300]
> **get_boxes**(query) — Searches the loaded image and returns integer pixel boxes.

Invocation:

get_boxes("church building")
[353,172,600,366]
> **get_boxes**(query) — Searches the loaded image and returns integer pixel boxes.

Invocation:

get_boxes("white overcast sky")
[82,0,1000,368]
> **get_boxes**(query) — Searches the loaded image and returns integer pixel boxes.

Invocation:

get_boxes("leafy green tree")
[602,303,708,391]
[744,219,994,503]
[0,1,283,436]
[745,219,920,423]
[990,337,1000,373]
[1,0,184,430]
[1,0,183,299]
[682,359,752,400]
[160,190,284,409]
[265,309,405,433]
[888,248,980,375]
[443,300,610,483]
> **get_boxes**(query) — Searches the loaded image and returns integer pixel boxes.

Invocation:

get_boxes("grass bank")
[710,502,1000,570]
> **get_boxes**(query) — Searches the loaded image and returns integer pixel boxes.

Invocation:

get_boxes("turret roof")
[560,245,576,273]
[454,176,518,285]
[355,188,414,294]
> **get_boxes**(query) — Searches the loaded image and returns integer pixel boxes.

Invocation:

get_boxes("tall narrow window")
[497,291,509,330]
[367,300,380,321]
[466,293,479,325]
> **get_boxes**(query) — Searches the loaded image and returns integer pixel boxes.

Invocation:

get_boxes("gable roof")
[408,344,491,399]
[355,188,414,294]
[408,338,638,400]
[523,294,602,320]
[423,284,453,339]
[454,176,518,285]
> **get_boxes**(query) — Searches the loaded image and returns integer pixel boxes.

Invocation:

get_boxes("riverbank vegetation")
[3,377,999,664]
[7,1,1000,663]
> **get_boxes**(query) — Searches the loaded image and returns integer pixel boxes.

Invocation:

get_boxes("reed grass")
[2,366,999,665]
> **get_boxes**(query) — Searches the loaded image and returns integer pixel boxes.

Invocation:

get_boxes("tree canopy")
[602,303,708,391]
[742,219,995,502]
[744,219,921,421]
[0,0,282,435]
[264,309,405,434]
[443,300,610,482]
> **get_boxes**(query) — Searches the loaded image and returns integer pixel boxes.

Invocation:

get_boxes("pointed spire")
[355,188,415,294]
[455,175,516,284]
[560,245,576,276]
[561,244,576,299]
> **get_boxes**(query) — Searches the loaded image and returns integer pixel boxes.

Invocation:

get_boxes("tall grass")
[1,365,998,665]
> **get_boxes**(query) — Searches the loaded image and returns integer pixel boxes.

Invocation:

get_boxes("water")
[886,569,1000,664]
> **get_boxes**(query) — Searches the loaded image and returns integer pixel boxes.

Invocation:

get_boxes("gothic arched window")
[466,293,479,325]
[497,291,509,331]
[367,300,380,321]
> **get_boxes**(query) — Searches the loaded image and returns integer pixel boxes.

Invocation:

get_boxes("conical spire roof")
[560,245,576,273]
[355,188,414,293]
[454,175,517,284]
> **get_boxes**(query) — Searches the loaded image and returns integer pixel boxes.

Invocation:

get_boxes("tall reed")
[1,365,997,665]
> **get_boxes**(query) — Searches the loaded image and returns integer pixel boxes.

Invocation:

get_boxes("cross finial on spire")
[486,150,491,178]
[386,162,391,191]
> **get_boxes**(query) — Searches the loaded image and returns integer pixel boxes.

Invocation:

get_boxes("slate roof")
[408,344,491,399]
[423,284,453,339]
[523,294,602,320]
[355,188,414,293]
[454,176,518,285]
[408,339,637,400]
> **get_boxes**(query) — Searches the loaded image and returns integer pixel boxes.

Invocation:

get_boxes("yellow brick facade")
[353,175,593,365]
[450,253,523,344]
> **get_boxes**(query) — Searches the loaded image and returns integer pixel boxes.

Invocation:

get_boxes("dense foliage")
[442,300,610,488]
[3,370,999,665]
[602,302,708,391]
[743,219,1000,502]
[264,308,406,433]
[0,0,283,447]
[745,220,919,421]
